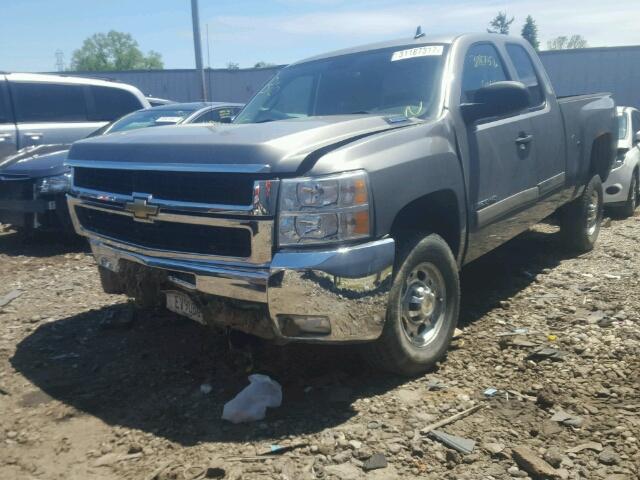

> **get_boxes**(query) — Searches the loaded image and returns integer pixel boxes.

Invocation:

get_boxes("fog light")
[606,185,621,195]
[277,315,331,336]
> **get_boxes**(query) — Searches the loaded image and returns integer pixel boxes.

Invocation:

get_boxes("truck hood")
[67,115,415,174]
[0,144,70,179]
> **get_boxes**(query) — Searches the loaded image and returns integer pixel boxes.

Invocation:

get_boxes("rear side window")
[12,82,88,122]
[89,86,143,121]
[461,44,509,103]
[506,44,544,107]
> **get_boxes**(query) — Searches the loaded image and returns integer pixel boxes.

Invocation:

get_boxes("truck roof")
[293,32,520,65]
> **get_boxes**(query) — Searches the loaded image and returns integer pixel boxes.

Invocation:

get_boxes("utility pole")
[55,50,64,72]
[191,0,207,101]
[206,24,211,69]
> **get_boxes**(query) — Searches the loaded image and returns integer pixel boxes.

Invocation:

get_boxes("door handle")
[516,134,533,145]
[516,133,533,151]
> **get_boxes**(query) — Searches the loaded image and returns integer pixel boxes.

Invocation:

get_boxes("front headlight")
[36,172,72,195]
[278,170,372,246]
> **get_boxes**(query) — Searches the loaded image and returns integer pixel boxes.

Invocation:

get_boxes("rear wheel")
[363,233,460,376]
[559,174,603,253]
[618,170,638,218]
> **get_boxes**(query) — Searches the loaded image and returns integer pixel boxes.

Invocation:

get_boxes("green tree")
[70,31,163,71]
[547,34,588,50]
[521,15,540,50]
[226,62,240,70]
[253,61,276,69]
[488,11,514,35]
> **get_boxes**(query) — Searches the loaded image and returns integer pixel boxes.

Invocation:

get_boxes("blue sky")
[2,0,639,72]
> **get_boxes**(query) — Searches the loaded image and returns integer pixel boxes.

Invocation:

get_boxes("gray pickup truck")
[66,33,616,375]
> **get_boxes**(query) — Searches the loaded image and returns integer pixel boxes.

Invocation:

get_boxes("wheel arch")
[389,189,462,262]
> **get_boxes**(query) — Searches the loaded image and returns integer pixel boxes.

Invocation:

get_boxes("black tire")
[559,174,603,253]
[98,266,125,294]
[363,233,460,376]
[618,170,638,218]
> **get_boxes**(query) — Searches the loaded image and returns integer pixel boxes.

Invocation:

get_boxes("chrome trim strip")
[70,180,279,217]
[538,172,566,196]
[66,160,271,173]
[67,195,274,265]
[476,187,538,228]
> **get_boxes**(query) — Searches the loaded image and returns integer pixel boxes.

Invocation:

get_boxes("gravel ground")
[0,214,638,480]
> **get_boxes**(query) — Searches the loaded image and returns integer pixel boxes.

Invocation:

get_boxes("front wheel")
[363,233,460,376]
[559,174,603,253]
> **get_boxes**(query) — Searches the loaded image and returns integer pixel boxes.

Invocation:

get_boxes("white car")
[604,106,640,216]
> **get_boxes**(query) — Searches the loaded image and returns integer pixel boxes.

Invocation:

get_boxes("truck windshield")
[234,44,447,124]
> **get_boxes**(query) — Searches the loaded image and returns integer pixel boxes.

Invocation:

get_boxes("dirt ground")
[0,214,638,480]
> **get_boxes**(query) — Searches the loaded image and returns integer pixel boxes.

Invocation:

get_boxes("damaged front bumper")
[90,237,394,343]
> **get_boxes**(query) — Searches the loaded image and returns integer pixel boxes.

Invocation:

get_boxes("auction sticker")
[391,45,443,61]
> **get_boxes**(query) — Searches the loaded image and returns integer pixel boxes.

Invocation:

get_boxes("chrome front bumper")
[90,237,394,343]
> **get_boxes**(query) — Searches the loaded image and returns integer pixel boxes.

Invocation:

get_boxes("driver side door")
[463,43,538,262]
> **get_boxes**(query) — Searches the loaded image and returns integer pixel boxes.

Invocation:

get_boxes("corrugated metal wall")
[62,45,640,109]
[539,46,640,109]
[63,67,283,103]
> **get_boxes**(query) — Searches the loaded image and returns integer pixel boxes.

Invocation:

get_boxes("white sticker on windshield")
[155,116,182,123]
[391,45,443,61]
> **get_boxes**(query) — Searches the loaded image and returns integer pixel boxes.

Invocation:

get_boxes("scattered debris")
[261,443,309,456]
[566,442,603,454]
[221,374,282,424]
[527,347,567,362]
[597,447,620,465]
[550,409,584,428]
[426,378,447,391]
[429,430,476,454]
[483,387,498,397]
[512,446,559,479]
[420,404,484,435]
[362,452,387,471]
[200,383,213,395]
[482,442,506,455]
[93,452,142,467]
[0,289,22,308]
[0,386,9,396]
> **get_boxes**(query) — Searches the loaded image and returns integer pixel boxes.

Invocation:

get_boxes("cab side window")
[461,44,509,103]
[506,44,544,107]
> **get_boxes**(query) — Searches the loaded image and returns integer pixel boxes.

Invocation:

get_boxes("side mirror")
[461,81,530,123]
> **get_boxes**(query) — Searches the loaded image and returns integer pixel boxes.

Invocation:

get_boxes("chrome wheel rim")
[586,189,600,236]
[400,262,446,348]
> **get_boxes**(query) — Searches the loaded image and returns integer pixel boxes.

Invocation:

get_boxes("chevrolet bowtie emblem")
[125,194,159,222]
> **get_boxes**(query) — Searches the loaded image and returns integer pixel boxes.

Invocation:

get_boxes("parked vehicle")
[603,106,640,216]
[0,102,243,231]
[66,33,616,375]
[0,73,150,160]
[146,96,176,107]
